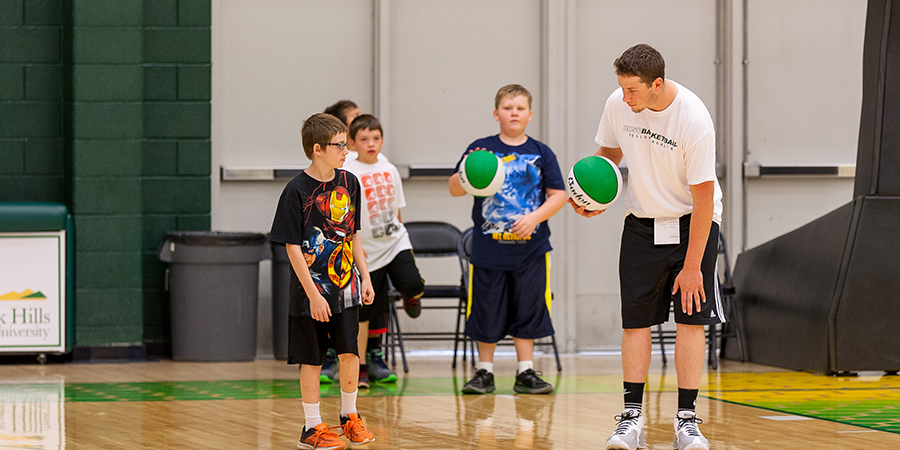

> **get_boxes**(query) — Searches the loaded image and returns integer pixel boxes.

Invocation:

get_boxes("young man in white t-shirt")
[569,44,724,450]
[341,114,424,387]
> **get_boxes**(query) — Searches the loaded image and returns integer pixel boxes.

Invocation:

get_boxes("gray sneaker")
[673,411,709,450]
[606,409,646,450]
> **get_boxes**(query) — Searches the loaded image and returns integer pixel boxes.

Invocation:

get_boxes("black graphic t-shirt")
[270,169,362,316]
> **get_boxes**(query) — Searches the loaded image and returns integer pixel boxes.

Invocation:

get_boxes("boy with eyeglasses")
[270,113,376,449]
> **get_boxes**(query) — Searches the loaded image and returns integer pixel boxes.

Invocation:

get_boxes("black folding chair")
[384,221,464,372]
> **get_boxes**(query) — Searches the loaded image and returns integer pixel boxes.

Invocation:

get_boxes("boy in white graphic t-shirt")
[342,114,424,387]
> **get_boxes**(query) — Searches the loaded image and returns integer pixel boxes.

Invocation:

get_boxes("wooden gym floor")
[0,352,898,449]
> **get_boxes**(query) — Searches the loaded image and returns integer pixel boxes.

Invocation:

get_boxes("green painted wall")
[0,0,66,202]
[0,0,210,349]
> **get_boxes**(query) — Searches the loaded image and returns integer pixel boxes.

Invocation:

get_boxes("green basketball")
[567,155,623,211]
[459,150,505,197]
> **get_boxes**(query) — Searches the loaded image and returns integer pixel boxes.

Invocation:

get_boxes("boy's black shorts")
[619,214,725,329]
[465,252,554,343]
[288,306,359,365]
[360,249,424,333]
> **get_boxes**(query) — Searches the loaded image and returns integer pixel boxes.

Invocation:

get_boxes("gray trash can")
[271,243,291,360]
[159,231,270,361]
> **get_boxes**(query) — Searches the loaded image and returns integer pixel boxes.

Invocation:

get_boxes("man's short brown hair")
[348,114,383,141]
[614,44,666,86]
[301,113,347,160]
[494,84,532,110]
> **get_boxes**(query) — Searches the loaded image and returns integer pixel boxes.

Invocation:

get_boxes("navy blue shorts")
[288,306,359,365]
[619,214,725,329]
[464,253,554,343]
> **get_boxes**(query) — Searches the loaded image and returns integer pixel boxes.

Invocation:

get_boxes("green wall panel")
[142,214,178,251]
[0,65,24,100]
[144,102,210,138]
[0,28,60,63]
[24,139,63,174]
[25,65,63,100]
[73,103,142,139]
[76,252,142,289]
[1,0,212,349]
[73,0,142,26]
[72,177,141,214]
[142,178,209,213]
[75,325,143,346]
[0,102,60,138]
[0,0,23,25]
[144,65,177,100]
[142,140,178,175]
[0,140,24,174]
[73,140,142,177]
[144,29,210,63]
[21,176,62,202]
[75,289,143,325]
[141,254,166,290]
[178,0,211,27]
[177,65,210,100]
[177,140,210,175]
[72,27,143,64]
[0,177,25,201]
[24,0,62,25]
[73,65,142,101]
[142,289,170,342]
[144,0,177,27]
[75,215,142,252]
[177,214,209,231]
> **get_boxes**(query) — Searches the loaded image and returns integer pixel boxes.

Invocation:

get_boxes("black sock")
[623,381,644,412]
[678,388,699,412]
[367,336,381,355]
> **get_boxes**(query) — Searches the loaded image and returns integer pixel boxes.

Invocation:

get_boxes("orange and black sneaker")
[297,423,346,450]
[340,413,375,445]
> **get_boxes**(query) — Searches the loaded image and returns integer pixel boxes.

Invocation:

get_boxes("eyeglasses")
[324,142,350,150]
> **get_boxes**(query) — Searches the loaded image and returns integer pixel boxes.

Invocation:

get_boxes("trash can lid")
[164,231,268,246]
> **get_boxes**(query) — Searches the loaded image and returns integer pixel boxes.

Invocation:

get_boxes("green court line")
[705,396,900,435]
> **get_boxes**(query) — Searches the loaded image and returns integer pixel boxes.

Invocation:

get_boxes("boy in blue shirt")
[448,84,566,394]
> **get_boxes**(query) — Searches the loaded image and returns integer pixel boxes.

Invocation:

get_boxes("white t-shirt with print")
[341,157,412,271]
[595,80,723,223]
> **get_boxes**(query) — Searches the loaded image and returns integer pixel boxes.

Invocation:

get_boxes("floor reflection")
[0,379,65,449]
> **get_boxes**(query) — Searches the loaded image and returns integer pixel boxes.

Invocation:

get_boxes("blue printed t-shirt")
[454,135,565,270]
[269,169,362,317]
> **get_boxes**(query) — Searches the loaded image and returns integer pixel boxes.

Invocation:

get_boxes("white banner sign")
[0,232,66,352]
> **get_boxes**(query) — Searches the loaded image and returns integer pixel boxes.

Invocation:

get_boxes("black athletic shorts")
[465,253,554,343]
[288,306,359,365]
[619,214,725,329]
[360,249,425,333]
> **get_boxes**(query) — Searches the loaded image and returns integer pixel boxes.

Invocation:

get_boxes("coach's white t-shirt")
[342,157,412,271]
[595,80,723,223]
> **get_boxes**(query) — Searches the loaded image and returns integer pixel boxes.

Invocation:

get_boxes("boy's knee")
[399,278,425,300]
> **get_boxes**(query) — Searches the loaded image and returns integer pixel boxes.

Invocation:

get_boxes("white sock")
[340,389,358,417]
[303,402,322,430]
[517,360,534,375]
[476,361,494,373]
